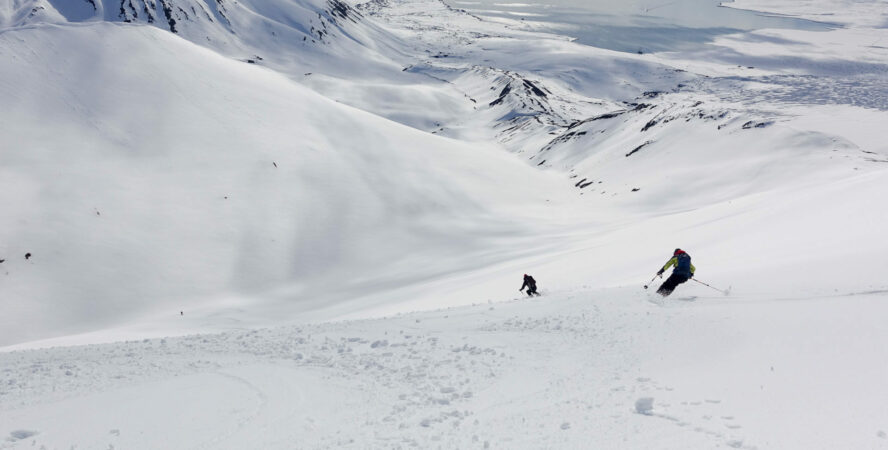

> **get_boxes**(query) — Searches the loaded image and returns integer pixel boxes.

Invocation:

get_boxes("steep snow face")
[0,0,410,77]
[0,22,583,346]
[5,0,362,40]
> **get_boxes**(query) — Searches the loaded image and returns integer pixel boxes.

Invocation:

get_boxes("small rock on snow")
[635,397,654,415]
[8,430,38,441]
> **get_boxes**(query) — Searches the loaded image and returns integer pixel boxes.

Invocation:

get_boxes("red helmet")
[673,248,684,255]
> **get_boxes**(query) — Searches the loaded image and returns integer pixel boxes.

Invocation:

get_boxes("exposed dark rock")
[630,103,653,111]
[215,0,232,27]
[119,0,129,22]
[160,0,177,33]
[588,111,623,121]
[489,84,512,106]
[327,0,362,23]
[565,110,626,131]
[143,0,156,23]
[541,130,587,152]
[522,80,547,98]
[641,119,659,132]
[742,120,773,129]
[128,0,138,19]
[625,141,653,157]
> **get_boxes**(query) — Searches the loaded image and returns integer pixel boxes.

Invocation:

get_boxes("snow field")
[3,286,888,449]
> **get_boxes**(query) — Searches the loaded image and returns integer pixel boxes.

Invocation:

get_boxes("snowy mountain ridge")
[3,0,362,39]
[355,0,885,213]
[0,0,415,80]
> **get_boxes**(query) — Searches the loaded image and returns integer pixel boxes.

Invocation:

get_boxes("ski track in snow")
[13,287,888,449]
[0,291,764,449]
[0,310,510,448]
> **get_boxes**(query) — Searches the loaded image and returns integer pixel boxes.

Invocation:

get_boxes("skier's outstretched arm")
[658,257,677,275]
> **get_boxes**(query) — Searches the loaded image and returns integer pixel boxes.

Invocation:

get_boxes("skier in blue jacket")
[656,249,696,297]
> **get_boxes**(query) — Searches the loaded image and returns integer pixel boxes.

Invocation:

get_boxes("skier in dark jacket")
[656,249,696,297]
[520,274,540,297]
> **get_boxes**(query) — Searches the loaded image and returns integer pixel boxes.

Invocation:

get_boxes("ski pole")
[691,278,729,295]
[643,274,659,289]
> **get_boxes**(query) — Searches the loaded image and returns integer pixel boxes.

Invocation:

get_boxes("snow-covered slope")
[2,0,888,447]
[347,0,888,214]
[0,0,415,78]
[1,0,886,350]
[2,0,366,47]
[1,0,885,345]
[3,285,888,449]
[0,20,588,345]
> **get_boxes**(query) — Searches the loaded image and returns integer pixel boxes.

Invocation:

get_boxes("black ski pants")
[657,273,690,297]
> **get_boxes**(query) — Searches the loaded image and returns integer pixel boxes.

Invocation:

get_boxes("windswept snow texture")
[2,0,888,448]
[2,289,888,449]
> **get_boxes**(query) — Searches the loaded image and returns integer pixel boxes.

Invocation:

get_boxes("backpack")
[675,253,692,276]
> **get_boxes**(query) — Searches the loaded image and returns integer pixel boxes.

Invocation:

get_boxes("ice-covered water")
[448,0,832,53]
